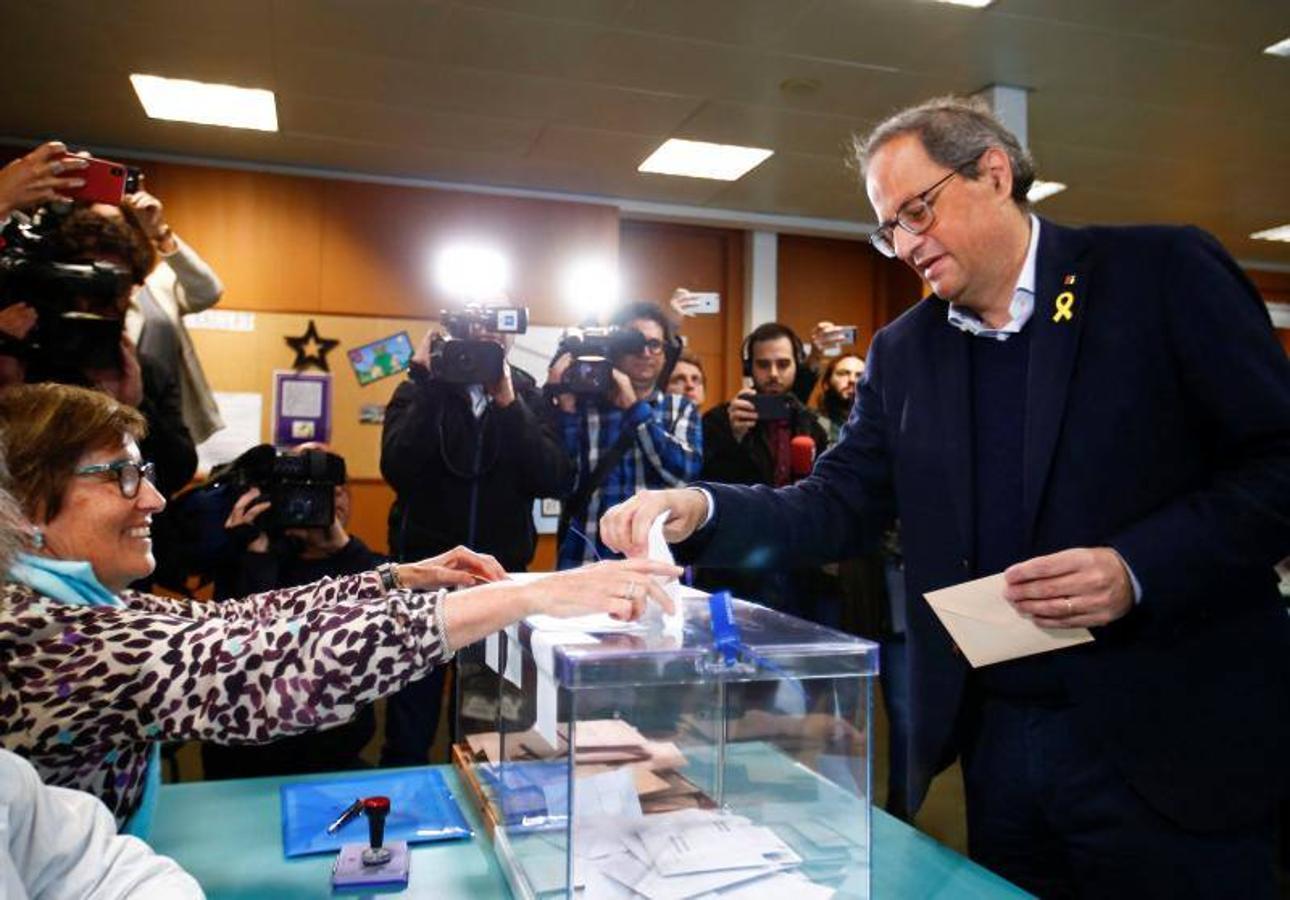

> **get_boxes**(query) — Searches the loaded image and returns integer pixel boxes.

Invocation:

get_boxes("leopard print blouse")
[0,572,449,825]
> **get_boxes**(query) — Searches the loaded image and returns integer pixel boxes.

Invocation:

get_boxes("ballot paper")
[562,766,647,861]
[644,511,686,637]
[485,631,500,672]
[575,809,826,900]
[530,630,600,746]
[503,623,522,687]
[925,572,1094,667]
[526,612,648,633]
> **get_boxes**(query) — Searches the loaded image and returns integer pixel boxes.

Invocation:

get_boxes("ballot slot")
[455,590,877,899]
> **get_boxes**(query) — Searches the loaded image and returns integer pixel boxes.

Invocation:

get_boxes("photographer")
[380,305,570,766]
[123,187,226,445]
[548,301,702,569]
[698,322,832,620]
[203,445,381,778]
[0,185,197,499]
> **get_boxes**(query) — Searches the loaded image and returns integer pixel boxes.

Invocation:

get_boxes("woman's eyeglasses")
[74,460,157,499]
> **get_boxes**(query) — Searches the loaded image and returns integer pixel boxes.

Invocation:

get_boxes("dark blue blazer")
[693,220,1290,831]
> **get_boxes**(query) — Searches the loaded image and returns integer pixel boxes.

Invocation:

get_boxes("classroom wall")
[776,233,923,361]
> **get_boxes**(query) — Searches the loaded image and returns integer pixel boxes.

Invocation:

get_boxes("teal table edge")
[149,765,1029,898]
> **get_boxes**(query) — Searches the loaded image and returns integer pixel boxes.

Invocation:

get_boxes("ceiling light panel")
[1250,224,1290,243]
[130,74,278,131]
[1027,180,1067,203]
[638,139,773,181]
[1263,37,1290,57]
[933,0,996,8]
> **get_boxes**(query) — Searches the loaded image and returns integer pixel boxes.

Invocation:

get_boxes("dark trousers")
[380,666,447,768]
[879,634,910,820]
[962,696,1276,899]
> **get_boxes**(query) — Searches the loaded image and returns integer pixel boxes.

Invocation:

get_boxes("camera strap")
[557,417,638,544]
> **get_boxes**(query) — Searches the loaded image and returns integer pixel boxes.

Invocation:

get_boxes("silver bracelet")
[433,592,455,661]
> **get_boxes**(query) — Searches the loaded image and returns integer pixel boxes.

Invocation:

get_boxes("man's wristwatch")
[376,562,404,592]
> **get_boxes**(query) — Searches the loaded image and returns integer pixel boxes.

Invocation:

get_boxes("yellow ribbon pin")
[1052,291,1075,323]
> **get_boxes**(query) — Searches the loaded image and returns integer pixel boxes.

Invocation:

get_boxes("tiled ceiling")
[2,0,1288,263]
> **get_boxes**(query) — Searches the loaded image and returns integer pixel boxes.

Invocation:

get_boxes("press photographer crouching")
[380,302,572,766]
[201,443,384,779]
[547,301,702,569]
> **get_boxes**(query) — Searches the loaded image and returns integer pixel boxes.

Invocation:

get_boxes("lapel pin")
[1052,290,1076,323]
[1063,274,1077,286]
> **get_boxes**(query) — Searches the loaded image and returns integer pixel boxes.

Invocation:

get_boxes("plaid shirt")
[555,391,703,568]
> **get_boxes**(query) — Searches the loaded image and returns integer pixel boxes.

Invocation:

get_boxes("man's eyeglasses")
[868,156,979,259]
[75,460,157,499]
[635,338,666,355]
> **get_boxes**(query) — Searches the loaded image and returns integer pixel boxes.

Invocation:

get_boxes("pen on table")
[326,798,364,834]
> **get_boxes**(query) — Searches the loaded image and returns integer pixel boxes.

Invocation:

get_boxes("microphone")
[790,435,816,479]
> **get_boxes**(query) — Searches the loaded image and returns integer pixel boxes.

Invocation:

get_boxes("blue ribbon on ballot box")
[708,591,807,707]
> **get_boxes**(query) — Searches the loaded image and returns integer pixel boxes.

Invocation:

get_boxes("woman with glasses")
[0,441,202,897]
[0,382,678,837]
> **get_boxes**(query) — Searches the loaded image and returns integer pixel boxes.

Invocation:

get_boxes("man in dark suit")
[600,96,1290,897]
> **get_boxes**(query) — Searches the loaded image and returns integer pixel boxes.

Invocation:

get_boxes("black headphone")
[741,323,806,378]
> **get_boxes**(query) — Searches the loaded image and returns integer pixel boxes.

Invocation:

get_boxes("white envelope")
[924,572,1094,668]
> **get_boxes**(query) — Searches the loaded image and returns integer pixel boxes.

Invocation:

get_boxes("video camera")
[430,303,528,385]
[552,326,650,398]
[215,444,347,530]
[0,207,133,374]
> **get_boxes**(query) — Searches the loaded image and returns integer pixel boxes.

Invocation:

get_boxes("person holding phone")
[0,142,90,221]
[697,322,831,621]
[122,185,227,446]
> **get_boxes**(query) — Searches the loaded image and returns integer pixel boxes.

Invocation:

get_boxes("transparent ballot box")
[454,589,878,899]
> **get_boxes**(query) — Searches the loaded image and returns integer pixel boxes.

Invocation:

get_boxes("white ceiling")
[3,0,1288,263]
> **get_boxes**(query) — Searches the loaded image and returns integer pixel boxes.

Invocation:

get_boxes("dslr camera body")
[0,206,133,375]
[430,304,528,385]
[217,444,347,530]
[553,326,648,399]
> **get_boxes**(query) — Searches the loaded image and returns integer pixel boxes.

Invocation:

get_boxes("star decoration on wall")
[284,319,340,372]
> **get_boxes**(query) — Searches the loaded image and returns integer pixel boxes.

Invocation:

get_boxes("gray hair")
[853,95,1036,206]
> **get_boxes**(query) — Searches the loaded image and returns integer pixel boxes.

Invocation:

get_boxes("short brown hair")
[675,349,705,379]
[0,383,147,522]
[49,203,158,289]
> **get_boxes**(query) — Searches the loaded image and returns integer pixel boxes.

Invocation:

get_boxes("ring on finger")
[624,581,638,601]
[50,160,63,175]
[1064,598,1074,615]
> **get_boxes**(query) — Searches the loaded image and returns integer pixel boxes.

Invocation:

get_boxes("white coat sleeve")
[0,750,203,900]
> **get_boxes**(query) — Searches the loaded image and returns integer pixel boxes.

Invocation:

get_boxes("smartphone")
[751,393,792,421]
[62,155,141,205]
[830,325,858,344]
[820,325,859,357]
[681,292,720,315]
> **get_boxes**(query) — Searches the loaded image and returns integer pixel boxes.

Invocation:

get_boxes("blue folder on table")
[280,769,472,857]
